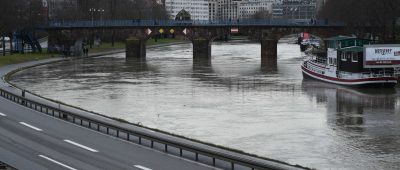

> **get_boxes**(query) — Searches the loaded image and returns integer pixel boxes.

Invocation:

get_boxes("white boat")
[302,36,400,87]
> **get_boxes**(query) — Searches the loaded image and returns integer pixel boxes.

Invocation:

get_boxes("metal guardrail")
[48,19,345,29]
[0,87,304,170]
[0,161,17,170]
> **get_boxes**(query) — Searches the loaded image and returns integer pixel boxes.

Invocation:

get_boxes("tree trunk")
[2,35,5,56]
[392,18,397,43]
[111,30,115,47]
[9,33,13,55]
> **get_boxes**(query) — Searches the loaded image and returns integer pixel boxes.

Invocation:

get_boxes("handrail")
[0,87,305,170]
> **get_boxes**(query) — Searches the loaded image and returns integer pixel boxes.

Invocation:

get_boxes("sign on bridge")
[145,28,152,35]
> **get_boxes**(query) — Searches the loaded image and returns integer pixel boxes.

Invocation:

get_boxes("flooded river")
[10,42,400,169]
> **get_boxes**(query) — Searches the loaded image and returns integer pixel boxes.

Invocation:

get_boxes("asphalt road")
[0,96,216,170]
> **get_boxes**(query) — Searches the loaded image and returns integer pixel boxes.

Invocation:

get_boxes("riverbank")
[0,38,182,67]
[0,52,55,67]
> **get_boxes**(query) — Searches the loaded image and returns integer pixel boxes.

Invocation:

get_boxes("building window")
[351,53,358,62]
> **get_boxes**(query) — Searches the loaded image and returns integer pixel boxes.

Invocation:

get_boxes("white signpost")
[364,45,400,68]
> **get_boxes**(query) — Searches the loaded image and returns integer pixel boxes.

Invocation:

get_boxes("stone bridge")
[45,19,348,68]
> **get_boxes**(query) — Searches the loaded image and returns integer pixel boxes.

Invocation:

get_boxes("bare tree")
[318,0,400,43]
[73,0,166,20]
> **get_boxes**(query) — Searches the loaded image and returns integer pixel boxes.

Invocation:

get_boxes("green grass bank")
[0,38,182,66]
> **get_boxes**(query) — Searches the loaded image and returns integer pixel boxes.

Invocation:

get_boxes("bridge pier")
[126,37,146,59]
[47,31,60,53]
[192,38,212,61]
[261,39,278,70]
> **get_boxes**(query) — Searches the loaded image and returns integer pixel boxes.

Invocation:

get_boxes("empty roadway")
[0,95,217,170]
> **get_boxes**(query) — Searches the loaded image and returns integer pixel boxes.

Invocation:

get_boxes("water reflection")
[302,79,398,131]
[261,59,278,72]
[302,79,400,169]
[126,58,149,72]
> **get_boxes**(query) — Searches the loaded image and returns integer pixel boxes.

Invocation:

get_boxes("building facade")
[208,0,275,21]
[272,0,317,19]
[238,0,274,19]
[218,0,240,20]
[165,0,278,21]
[209,0,219,20]
[165,0,209,20]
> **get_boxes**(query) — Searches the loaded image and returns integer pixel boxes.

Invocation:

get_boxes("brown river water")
[10,42,400,169]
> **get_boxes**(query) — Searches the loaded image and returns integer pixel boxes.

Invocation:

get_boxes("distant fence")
[47,19,345,29]
[0,85,308,170]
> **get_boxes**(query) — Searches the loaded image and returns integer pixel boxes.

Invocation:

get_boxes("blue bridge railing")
[48,19,345,28]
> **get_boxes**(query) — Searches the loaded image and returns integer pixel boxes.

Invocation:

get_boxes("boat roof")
[325,36,355,41]
[338,46,364,52]
[325,36,374,42]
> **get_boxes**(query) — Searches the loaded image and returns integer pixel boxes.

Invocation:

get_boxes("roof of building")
[177,9,191,17]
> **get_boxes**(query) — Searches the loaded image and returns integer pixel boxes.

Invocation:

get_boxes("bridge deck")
[46,19,345,29]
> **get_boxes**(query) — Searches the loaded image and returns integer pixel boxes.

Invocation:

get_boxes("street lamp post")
[89,8,95,26]
[89,8,105,26]
[88,8,105,48]
[98,9,105,23]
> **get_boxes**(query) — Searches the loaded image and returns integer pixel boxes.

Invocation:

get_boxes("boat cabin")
[325,36,374,73]
[337,47,364,73]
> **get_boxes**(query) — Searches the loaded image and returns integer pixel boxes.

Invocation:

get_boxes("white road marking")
[134,165,152,170]
[0,112,6,116]
[63,139,98,153]
[19,122,43,131]
[39,155,77,170]
[0,99,219,169]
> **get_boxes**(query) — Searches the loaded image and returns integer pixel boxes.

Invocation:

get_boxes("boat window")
[352,52,358,62]
[346,53,352,60]
[341,52,347,61]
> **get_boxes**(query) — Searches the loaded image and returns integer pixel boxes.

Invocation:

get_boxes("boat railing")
[307,58,326,66]
[314,57,326,65]
[394,67,400,76]
[339,71,396,79]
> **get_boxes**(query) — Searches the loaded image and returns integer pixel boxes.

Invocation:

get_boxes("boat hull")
[302,66,398,88]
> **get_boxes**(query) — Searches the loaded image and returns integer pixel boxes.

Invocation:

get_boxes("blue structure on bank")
[12,32,42,53]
